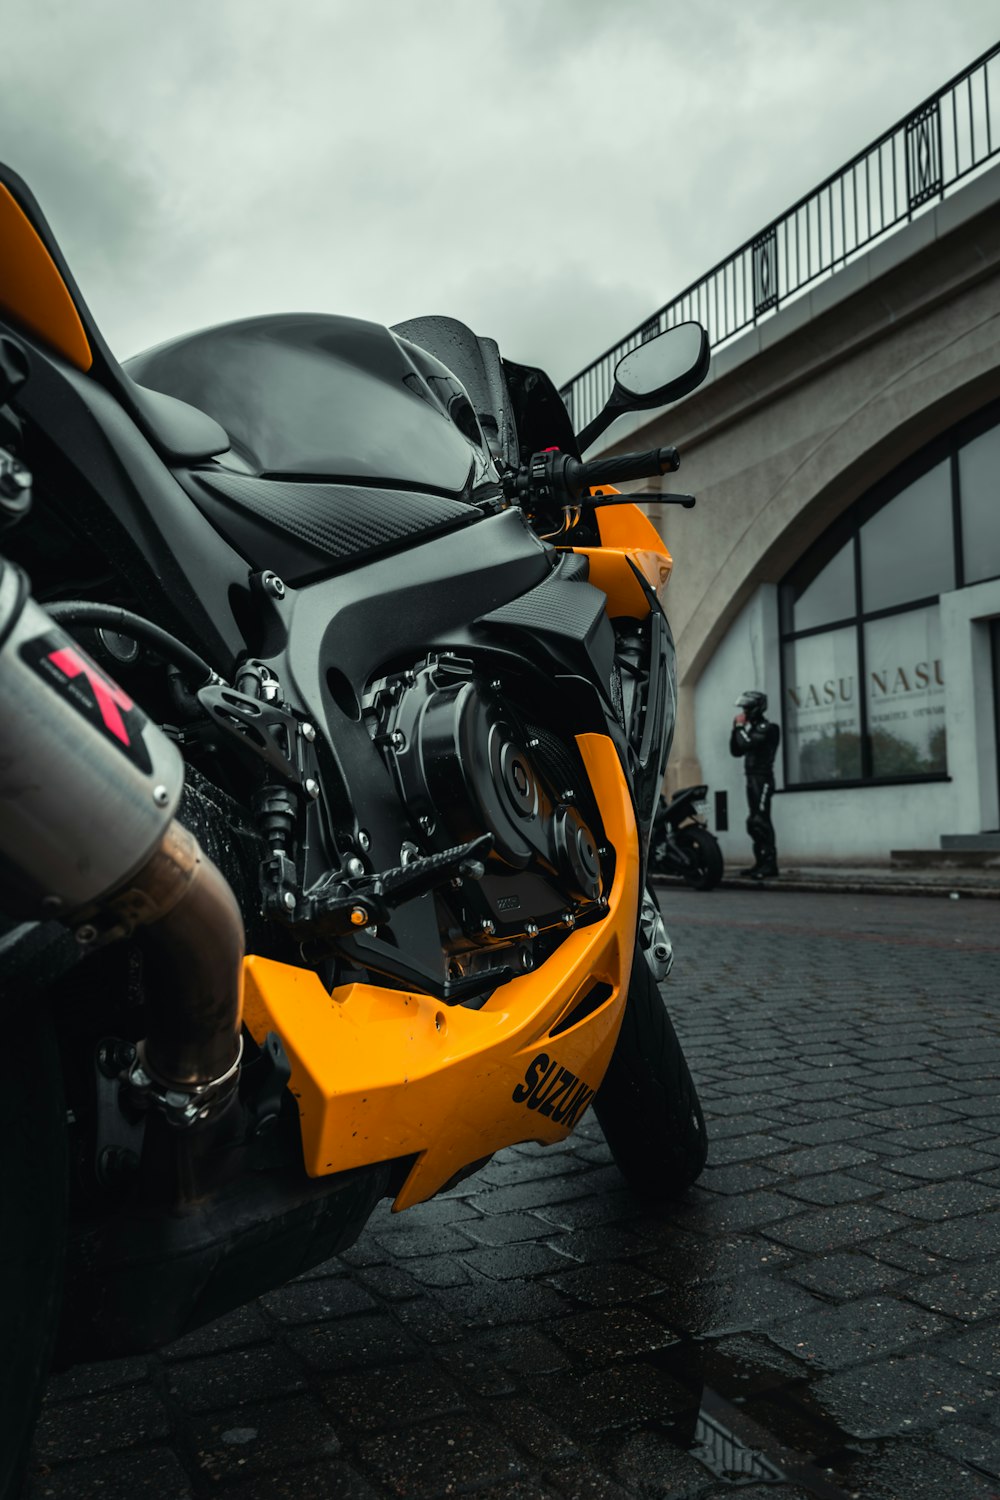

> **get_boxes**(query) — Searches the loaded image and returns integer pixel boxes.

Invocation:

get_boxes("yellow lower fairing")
[241,733,639,1210]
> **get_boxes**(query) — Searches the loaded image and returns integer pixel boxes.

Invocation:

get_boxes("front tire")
[675,826,724,891]
[593,954,707,1199]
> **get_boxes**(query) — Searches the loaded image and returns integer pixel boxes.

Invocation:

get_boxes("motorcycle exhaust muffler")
[0,558,244,1112]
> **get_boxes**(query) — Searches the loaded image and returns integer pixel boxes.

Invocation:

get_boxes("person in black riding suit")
[730,690,780,880]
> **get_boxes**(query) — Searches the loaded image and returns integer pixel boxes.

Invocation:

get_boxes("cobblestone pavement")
[27,890,1000,1500]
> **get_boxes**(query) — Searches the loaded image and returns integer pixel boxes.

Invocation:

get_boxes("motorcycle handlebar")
[577,446,680,490]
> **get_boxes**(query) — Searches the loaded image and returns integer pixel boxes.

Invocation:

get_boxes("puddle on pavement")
[645,1336,862,1498]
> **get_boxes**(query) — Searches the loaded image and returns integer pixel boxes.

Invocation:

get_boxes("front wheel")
[593,954,707,1198]
[675,826,724,891]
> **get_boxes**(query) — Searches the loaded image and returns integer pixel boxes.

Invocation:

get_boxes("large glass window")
[779,400,999,789]
[783,628,861,782]
[785,537,855,633]
[865,606,946,777]
[859,462,953,611]
[959,424,1000,587]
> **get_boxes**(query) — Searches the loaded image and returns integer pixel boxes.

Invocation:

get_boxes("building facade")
[562,50,1000,863]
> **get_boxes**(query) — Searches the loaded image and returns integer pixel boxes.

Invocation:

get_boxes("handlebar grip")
[579,446,680,489]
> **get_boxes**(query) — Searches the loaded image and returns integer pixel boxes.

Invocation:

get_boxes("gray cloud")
[1,0,997,387]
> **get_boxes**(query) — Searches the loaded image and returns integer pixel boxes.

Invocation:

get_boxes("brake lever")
[582,491,696,509]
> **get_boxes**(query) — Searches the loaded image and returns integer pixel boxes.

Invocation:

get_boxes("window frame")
[778,399,1000,793]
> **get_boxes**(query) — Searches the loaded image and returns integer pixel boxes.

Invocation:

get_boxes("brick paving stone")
[548,1307,680,1362]
[905,1263,1000,1322]
[461,1324,573,1378]
[761,1201,909,1250]
[775,1171,881,1206]
[357,1414,525,1496]
[370,1222,479,1260]
[878,1179,1000,1220]
[941,1322,1000,1373]
[765,1142,878,1175]
[884,1145,1000,1179]
[489,1398,579,1464]
[770,1295,954,1369]
[774,1119,870,1146]
[432,1340,518,1397]
[190,1393,341,1482]
[352,1263,424,1301]
[612,1429,722,1498]
[221,1461,379,1499]
[398,1252,476,1288]
[320,1362,467,1433]
[671,1189,794,1232]
[701,1132,788,1165]
[164,1343,307,1414]
[283,1312,421,1373]
[812,1352,991,1437]
[544,1262,669,1308]
[901,1210,1000,1261]
[460,1211,553,1246]
[25,1447,194,1500]
[696,1161,784,1195]
[160,1303,273,1360]
[460,1241,576,1280]
[43,1354,150,1402]
[545,1461,633,1499]
[530,1190,637,1231]
[784,1250,910,1300]
[259,1275,377,1324]
[936,1421,1000,1480]
[389,1295,464,1344]
[841,1438,1000,1499]
[525,1362,690,1436]
[432,1277,573,1330]
[32,1386,172,1463]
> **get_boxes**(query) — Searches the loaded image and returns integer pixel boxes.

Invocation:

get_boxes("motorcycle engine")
[367,653,607,975]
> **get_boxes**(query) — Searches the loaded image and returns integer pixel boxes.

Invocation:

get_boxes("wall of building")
[585,163,1000,856]
[691,575,1000,863]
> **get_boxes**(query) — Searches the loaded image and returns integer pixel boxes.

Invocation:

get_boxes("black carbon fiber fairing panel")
[481,577,607,640]
[190,472,476,581]
[477,574,617,713]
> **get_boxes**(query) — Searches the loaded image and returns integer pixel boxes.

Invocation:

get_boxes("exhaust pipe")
[0,558,244,1116]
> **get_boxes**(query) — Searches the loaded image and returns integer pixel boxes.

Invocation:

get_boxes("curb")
[649,874,1000,900]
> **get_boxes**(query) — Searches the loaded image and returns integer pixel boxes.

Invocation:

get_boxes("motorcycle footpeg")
[304,835,494,937]
[377,834,493,904]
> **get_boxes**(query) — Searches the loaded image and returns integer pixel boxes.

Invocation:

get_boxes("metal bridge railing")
[560,43,1000,434]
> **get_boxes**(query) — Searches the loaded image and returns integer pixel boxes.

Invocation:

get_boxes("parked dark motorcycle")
[0,164,712,1495]
[649,785,724,890]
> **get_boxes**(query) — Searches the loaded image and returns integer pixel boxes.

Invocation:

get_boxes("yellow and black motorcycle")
[0,165,709,1493]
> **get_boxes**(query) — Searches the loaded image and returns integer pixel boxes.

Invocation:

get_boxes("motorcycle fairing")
[124,313,494,496]
[569,494,673,619]
[0,184,91,372]
[242,731,639,1210]
[186,470,478,585]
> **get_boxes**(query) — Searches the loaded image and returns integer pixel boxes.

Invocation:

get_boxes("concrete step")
[940,832,1000,851]
[892,848,1000,867]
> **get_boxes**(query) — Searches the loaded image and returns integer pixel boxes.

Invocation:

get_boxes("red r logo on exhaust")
[47,645,134,746]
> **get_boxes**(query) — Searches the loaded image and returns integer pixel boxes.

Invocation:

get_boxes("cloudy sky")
[4,1,998,384]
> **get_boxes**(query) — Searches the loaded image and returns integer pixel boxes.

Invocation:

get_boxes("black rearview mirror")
[613,322,710,405]
[574,321,710,453]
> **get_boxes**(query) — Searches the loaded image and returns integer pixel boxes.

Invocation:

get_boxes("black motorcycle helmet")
[735,690,767,722]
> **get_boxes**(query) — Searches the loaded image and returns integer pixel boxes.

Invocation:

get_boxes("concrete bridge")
[572,158,1000,861]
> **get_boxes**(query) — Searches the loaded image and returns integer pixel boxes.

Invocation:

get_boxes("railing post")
[752,226,779,319]
[905,97,944,212]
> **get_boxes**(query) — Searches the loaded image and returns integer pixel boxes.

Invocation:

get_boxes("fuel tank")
[125,313,492,496]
